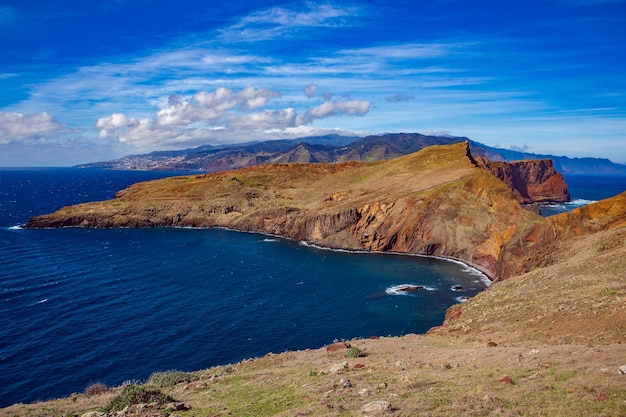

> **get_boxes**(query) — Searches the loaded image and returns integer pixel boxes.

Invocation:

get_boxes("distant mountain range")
[76,133,626,175]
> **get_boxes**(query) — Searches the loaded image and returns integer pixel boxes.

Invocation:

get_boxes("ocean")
[0,169,624,407]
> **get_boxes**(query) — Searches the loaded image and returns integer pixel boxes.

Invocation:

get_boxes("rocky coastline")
[25,143,585,282]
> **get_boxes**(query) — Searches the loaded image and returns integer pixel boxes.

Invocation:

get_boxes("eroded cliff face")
[478,158,570,204]
[25,143,624,281]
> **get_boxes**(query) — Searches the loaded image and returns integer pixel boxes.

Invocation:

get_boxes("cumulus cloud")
[304,83,318,98]
[153,87,280,126]
[228,108,298,130]
[95,86,370,149]
[300,100,370,124]
[0,112,71,144]
[236,86,281,110]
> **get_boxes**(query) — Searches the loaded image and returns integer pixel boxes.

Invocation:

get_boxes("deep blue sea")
[0,170,624,407]
[540,174,626,216]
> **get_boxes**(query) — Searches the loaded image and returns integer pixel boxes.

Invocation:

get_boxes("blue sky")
[1,0,625,166]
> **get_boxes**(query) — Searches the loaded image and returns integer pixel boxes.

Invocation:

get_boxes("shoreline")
[15,221,496,284]
[186,224,494,285]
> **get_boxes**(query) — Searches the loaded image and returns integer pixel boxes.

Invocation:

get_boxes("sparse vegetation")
[146,370,198,388]
[346,346,366,358]
[101,384,175,413]
[84,382,108,396]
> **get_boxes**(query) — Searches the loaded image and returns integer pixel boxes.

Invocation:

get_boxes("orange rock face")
[478,158,570,204]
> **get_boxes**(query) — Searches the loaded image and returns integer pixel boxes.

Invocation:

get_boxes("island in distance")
[76,132,626,176]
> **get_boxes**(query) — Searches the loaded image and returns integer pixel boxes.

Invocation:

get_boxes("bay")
[0,168,488,407]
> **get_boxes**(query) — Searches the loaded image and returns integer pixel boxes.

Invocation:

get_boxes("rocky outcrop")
[477,158,570,204]
[25,143,625,281]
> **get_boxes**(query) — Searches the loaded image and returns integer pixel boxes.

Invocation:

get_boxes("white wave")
[455,296,469,303]
[385,284,436,296]
[543,199,596,210]
[570,198,595,206]
[262,238,277,242]
[296,240,492,286]
[450,285,464,292]
[36,298,48,304]
[7,225,22,230]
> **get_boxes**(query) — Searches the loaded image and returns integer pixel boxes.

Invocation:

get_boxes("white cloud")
[236,86,281,110]
[152,87,281,126]
[385,93,413,102]
[340,43,470,60]
[228,108,298,130]
[94,86,370,149]
[304,83,318,98]
[218,3,358,42]
[301,100,370,124]
[0,112,70,144]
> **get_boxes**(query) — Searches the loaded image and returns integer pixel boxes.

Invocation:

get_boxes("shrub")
[146,370,199,388]
[346,346,366,358]
[101,384,175,412]
[84,382,108,396]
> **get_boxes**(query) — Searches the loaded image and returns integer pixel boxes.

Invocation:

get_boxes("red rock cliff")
[478,158,570,204]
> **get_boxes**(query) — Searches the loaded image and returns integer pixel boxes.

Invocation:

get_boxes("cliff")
[478,158,570,204]
[25,143,602,281]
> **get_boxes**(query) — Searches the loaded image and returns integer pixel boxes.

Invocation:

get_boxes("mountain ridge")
[76,133,626,175]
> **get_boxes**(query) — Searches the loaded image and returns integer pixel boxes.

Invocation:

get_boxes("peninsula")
[12,142,626,416]
[26,143,577,280]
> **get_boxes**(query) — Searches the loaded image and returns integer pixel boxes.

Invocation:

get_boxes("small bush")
[146,370,199,388]
[101,384,175,413]
[84,382,108,396]
[346,346,366,358]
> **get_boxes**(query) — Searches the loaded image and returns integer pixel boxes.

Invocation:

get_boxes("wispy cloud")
[339,43,472,60]
[218,3,359,42]
[385,94,413,103]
